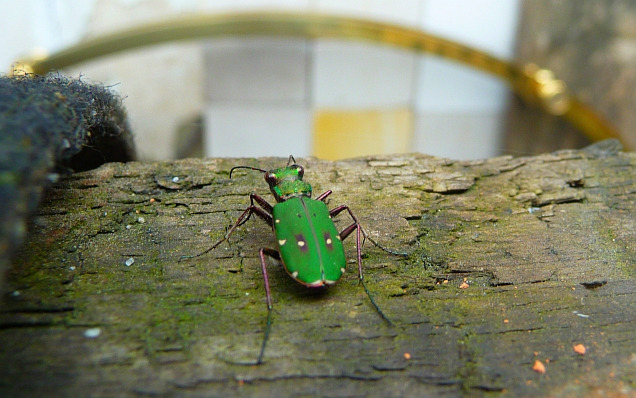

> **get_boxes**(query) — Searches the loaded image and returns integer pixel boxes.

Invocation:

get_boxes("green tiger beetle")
[180,155,401,364]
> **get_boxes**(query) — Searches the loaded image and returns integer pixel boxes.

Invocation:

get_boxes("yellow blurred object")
[10,12,627,153]
[314,109,412,160]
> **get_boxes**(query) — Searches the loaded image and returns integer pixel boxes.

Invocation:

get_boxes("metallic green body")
[272,196,345,286]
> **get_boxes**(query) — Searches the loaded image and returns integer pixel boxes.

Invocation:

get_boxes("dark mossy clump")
[0,74,135,291]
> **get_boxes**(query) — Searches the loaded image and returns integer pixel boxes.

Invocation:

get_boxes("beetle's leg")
[179,194,274,261]
[315,190,332,202]
[329,205,357,240]
[258,248,279,309]
[250,192,274,214]
[256,247,280,365]
[329,205,392,325]
[234,193,274,228]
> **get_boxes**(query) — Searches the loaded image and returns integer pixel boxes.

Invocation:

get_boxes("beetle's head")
[229,156,312,203]
[265,163,312,202]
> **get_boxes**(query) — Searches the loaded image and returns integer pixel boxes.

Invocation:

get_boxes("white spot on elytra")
[336,235,341,240]
[278,239,287,246]
[340,267,345,274]
[291,271,298,278]
[275,219,280,223]
[297,241,305,247]
[326,238,332,244]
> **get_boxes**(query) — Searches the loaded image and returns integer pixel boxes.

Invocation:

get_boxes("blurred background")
[2,0,634,161]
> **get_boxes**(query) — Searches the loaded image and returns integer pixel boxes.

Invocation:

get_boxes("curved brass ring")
[11,12,625,149]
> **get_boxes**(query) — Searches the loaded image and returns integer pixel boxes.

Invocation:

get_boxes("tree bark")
[2,142,636,397]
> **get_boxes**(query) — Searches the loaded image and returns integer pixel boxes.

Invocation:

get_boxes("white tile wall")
[314,0,422,27]
[204,105,311,158]
[415,58,509,113]
[414,111,504,159]
[196,0,312,13]
[312,40,417,109]
[1,4,36,72]
[416,0,520,113]
[2,0,96,72]
[414,0,521,159]
[203,37,311,158]
[33,0,95,51]
[419,0,519,58]
[204,38,309,105]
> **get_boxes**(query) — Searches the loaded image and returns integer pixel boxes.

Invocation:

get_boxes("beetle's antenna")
[361,227,410,256]
[229,166,267,178]
[365,236,410,256]
[286,155,296,166]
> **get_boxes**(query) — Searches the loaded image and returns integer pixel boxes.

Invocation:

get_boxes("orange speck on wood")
[459,282,469,289]
[532,360,546,374]
[573,344,586,355]
[503,319,509,324]
[404,352,411,360]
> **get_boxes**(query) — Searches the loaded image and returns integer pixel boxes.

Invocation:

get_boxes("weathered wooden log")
[2,141,635,397]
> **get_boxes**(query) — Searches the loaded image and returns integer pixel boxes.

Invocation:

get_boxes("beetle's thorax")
[265,164,312,202]
[270,180,312,202]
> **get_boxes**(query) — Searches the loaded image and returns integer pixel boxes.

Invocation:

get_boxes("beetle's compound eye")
[296,165,304,179]
[265,172,277,185]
